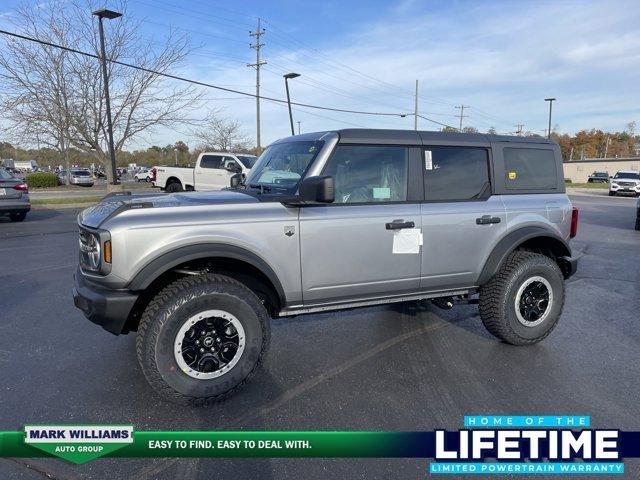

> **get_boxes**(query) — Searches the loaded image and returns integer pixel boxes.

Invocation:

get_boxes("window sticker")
[373,187,391,199]
[508,171,517,180]
[392,228,423,254]
[425,150,433,170]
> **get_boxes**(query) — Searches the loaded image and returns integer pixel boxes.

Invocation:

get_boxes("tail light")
[13,183,28,193]
[150,167,156,182]
[570,207,579,238]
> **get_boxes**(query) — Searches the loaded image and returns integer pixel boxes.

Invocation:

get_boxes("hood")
[612,176,640,182]
[79,189,258,229]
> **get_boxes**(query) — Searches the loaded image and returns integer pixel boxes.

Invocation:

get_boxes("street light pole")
[283,73,300,136]
[93,8,122,187]
[544,98,556,139]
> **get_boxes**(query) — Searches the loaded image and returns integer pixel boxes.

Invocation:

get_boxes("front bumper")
[610,184,640,194]
[73,267,138,335]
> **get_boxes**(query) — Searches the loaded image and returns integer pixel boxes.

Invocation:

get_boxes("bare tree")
[0,0,201,184]
[194,110,251,152]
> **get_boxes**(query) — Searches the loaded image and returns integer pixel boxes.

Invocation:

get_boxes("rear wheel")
[136,274,270,405]
[9,212,26,222]
[479,251,564,346]
[165,181,183,193]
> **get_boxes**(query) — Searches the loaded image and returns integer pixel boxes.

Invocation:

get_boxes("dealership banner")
[1,416,639,473]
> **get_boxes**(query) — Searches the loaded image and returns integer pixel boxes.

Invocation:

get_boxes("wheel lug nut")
[200,348,205,353]
[195,340,200,345]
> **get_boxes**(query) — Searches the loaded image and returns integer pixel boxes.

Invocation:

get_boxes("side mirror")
[298,176,334,203]
[230,173,242,188]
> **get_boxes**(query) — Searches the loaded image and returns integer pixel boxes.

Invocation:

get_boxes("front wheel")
[9,212,26,222]
[479,251,565,346]
[136,274,270,405]
[609,191,615,196]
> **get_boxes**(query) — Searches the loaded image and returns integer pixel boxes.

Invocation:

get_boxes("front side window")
[246,141,324,193]
[504,148,557,190]
[424,147,490,201]
[200,155,223,169]
[323,145,408,204]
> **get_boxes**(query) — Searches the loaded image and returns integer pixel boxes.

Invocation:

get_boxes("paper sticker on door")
[392,228,422,254]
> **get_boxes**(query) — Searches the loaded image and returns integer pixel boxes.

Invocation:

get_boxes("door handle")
[476,215,501,225]
[385,219,415,230]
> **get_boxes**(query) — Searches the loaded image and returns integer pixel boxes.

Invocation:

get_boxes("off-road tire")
[165,182,183,193]
[136,274,271,405]
[479,251,564,346]
[9,212,26,222]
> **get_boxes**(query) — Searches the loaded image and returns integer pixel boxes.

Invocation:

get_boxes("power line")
[0,28,411,118]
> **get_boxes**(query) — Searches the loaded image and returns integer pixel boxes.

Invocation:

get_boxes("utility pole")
[455,105,469,131]
[414,80,419,131]
[514,124,524,136]
[297,121,301,135]
[604,134,610,159]
[248,18,266,150]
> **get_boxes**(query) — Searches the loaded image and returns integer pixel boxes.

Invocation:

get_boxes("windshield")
[237,155,257,169]
[245,141,324,193]
[71,170,91,177]
[593,172,608,177]
[0,168,14,180]
[614,172,640,180]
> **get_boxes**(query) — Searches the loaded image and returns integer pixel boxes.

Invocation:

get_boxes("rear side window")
[424,147,490,201]
[200,155,223,169]
[504,148,557,190]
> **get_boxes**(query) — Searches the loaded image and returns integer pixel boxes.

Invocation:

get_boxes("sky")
[1,0,639,150]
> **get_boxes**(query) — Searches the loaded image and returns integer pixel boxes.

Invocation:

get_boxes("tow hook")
[431,297,455,310]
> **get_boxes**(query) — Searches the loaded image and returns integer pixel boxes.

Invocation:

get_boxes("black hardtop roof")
[274,128,555,146]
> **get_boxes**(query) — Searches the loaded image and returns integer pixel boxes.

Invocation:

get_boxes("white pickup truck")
[152,152,257,192]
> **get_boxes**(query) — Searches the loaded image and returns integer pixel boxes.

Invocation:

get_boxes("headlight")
[79,228,111,274]
[611,183,618,187]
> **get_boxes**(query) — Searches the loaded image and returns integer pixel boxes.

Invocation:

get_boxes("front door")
[299,144,422,304]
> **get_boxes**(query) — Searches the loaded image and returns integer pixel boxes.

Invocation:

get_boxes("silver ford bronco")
[73,129,579,404]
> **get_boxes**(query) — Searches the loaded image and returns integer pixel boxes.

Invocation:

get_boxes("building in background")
[563,158,640,183]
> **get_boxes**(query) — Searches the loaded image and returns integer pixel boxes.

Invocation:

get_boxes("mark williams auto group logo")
[24,425,133,464]
[430,415,623,475]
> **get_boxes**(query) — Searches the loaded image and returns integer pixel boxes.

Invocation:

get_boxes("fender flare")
[477,226,572,285]
[127,243,287,305]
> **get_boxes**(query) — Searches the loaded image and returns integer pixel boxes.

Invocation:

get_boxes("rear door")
[420,145,507,289]
[299,144,424,304]
[196,154,225,190]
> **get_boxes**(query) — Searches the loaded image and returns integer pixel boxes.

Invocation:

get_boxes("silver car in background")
[68,169,95,187]
[0,167,30,222]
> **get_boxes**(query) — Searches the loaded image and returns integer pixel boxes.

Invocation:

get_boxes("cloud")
[143,0,640,147]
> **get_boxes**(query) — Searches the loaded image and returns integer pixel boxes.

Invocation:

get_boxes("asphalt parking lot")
[0,194,639,479]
